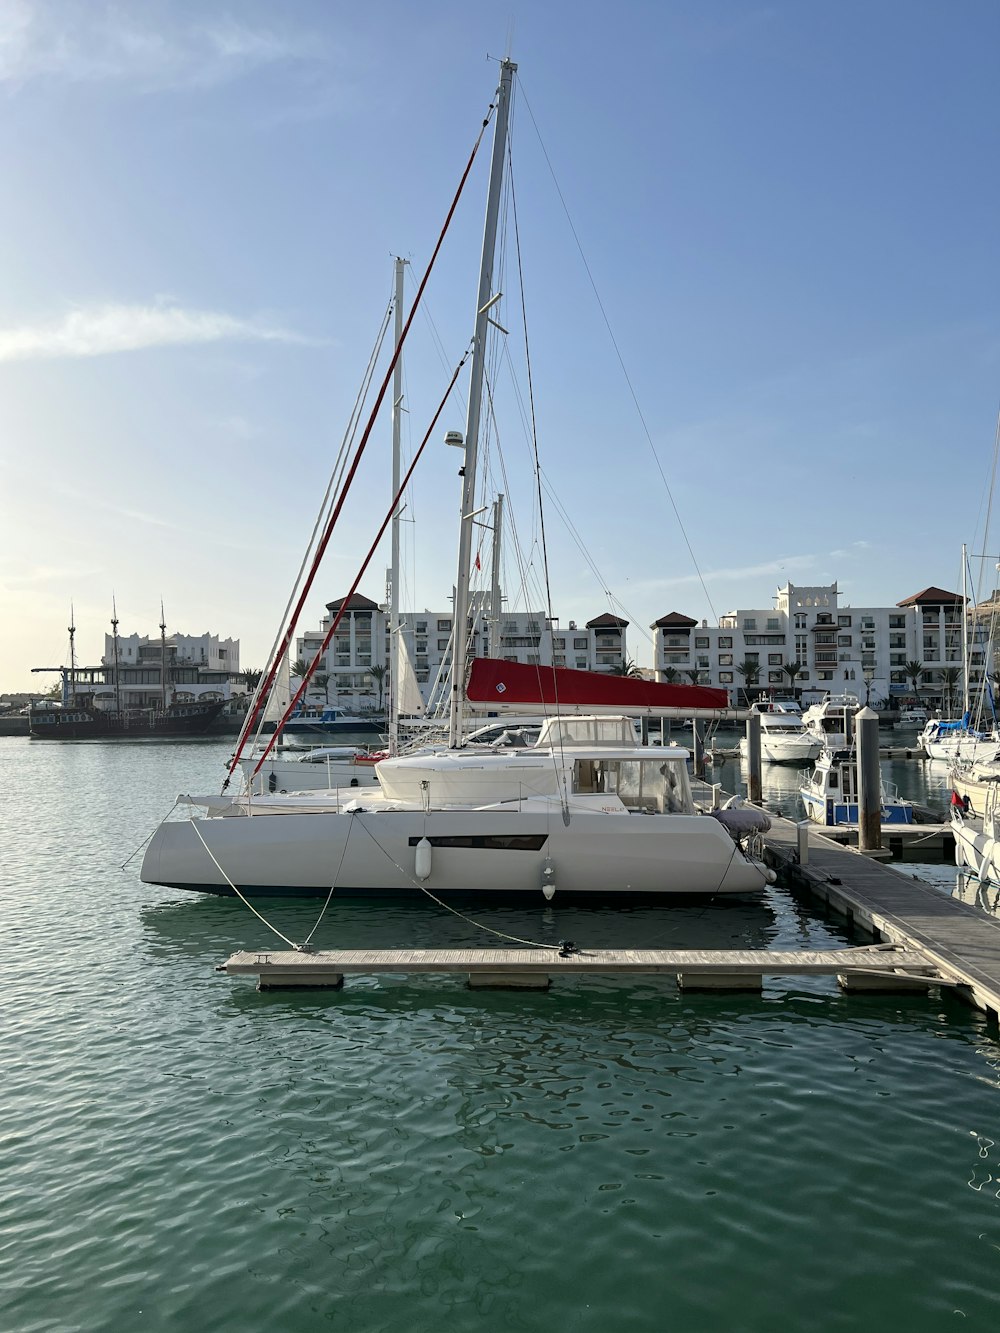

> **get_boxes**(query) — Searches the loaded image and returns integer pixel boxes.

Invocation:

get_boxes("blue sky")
[2,0,998,689]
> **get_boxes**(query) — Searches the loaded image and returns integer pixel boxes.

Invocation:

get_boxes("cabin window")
[572,758,690,814]
[828,771,839,789]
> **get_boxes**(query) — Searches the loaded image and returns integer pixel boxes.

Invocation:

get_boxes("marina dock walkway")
[222,942,942,992]
[764,814,1000,1021]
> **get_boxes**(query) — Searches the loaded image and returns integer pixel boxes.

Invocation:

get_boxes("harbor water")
[3,736,1000,1332]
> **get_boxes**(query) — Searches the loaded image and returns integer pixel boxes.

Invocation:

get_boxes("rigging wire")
[226,99,499,787]
[241,294,394,759]
[250,347,474,779]
[518,80,719,625]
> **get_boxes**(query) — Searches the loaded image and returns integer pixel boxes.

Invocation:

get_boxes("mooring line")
[120,797,182,871]
[349,812,568,951]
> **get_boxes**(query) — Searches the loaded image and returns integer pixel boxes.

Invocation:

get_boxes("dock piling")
[746,710,762,804]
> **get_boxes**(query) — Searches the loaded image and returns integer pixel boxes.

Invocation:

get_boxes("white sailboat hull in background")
[140,804,771,898]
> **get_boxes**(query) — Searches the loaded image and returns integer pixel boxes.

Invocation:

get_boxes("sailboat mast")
[160,602,168,713]
[111,600,122,716]
[388,256,406,756]
[961,542,970,717]
[450,57,517,747]
[489,493,504,658]
[68,604,76,705]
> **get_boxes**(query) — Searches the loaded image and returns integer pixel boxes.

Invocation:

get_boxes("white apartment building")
[297,593,629,711]
[652,582,974,710]
[60,630,240,709]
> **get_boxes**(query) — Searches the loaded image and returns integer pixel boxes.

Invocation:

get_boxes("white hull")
[140,802,772,898]
[922,733,996,762]
[952,813,1000,885]
[738,733,822,765]
[237,750,381,794]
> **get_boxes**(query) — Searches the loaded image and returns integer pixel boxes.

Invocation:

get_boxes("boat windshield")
[571,756,692,813]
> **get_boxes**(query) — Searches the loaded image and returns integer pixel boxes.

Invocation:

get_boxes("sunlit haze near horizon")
[2,0,998,690]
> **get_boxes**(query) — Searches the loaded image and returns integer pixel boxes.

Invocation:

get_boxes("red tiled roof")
[325,593,380,612]
[585,613,629,629]
[896,586,964,607]
[652,612,698,629]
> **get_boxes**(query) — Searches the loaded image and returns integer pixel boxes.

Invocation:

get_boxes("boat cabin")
[572,753,693,814]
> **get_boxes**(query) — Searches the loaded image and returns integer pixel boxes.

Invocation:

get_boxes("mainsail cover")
[465,658,729,717]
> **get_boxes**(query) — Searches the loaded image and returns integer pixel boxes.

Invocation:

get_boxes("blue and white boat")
[799,748,913,827]
[266,704,386,740]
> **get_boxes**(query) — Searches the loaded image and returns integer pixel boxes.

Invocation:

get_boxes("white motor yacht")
[738,706,822,765]
[801,694,861,750]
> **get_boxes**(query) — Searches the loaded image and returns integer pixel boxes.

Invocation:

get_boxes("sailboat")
[916,545,998,760]
[140,59,774,899]
[30,606,224,739]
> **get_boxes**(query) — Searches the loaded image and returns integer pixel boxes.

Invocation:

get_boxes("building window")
[838,635,852,646]
[719,672,733,683]
[766,618,780,631]
[743,619,757,631]
[437,619,451,631]
[768,653,782,666]
[574,637,588,650]
[794,614,807,629]
[718,654,733,667]
[718,636,732,649]
[768,671,783,683]
[818,670,834,681]
[694,636,709,648]
[838,615,852,627]
[437,639,450,651]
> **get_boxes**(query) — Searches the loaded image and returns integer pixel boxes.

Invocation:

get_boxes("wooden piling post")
[856,705,882,854]
[692,719,705,778]
[746,710,762,805]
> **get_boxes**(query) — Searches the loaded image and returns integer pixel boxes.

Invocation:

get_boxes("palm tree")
[660,666,681,684]
[904,660,926,705]
[735,658,761,707]
[939,665,963,716]
[242,667,263,694]
[369,663,387,711]
[290,658,311,711]
[313,671,332,704]
[780,660,803,696]
[612,659,644,678]
[685,668,702,685]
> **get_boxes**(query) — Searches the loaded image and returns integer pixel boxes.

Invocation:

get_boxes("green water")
[2,738,999,1332]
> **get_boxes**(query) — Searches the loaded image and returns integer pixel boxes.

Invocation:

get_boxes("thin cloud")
[636,554,821,594]
[0,1,327,90]
[0,302,314,362]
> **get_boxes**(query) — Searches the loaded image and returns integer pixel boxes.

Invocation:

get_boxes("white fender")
[414,836,432,881]
[541,857,555,900]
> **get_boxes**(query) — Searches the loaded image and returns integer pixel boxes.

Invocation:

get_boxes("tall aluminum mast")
[449,57,516,747]
[961,542,970,717]
[388,256,407,755]
[489,493,504,658]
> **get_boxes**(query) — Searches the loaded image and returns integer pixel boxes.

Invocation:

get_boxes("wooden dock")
[222,942,944,993]
[804,821,953,858]
[763,814,1000,1022]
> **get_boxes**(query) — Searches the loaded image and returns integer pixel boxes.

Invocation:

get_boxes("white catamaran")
[140,59,774,900]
